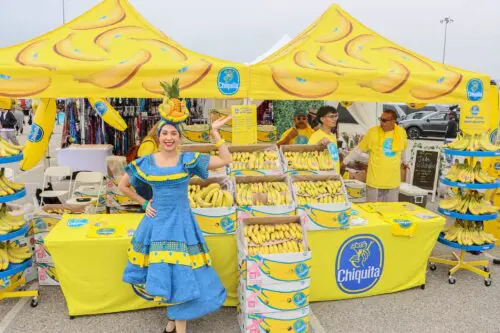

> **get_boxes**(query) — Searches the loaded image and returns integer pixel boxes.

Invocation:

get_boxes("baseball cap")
[294,110,307,118]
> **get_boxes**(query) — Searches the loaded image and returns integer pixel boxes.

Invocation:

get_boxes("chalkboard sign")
[410,149,440,192]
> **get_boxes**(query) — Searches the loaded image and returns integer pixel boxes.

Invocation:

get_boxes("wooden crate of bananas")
[237,216,311,317]
[281,144,337,175]
[235,175,296,222]
[188,177,237,235]
[291,174,351,230]
[181,144,228,178]
[228,144,283,176]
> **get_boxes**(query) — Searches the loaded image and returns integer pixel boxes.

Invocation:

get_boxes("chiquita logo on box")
[335,234,384,294]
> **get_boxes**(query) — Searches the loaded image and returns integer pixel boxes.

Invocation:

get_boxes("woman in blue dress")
[119,114,232,333]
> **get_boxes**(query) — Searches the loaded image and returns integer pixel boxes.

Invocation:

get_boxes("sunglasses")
[379,117,394,123]
[325,114,338,119]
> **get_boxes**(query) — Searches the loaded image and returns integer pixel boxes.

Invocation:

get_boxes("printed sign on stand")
[231,105,257,145]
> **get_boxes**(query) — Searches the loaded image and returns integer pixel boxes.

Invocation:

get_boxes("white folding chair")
[40,166,72,206]
[67,172,104,211]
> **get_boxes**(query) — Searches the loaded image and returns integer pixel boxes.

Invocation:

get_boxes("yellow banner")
[45,207,444,316]
[231,104,257,145]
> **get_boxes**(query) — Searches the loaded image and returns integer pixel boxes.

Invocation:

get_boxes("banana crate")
[281,144,338,175]
[237,215,311,287]
[37,262,59,286]
[291,174,352,231]
[182,124,210,144]
[235,175,296,223]
[34,232,52,264]
[344,179,367,203]
[237,216,311,314]
[189,177,237,236]
[228,144,283,176]
[180,144,227,178]
[209,125,278,144]
[238,305,310,333]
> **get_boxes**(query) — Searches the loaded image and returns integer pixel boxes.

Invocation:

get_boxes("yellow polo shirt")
[359,127,408,189]
[279,126,315,144]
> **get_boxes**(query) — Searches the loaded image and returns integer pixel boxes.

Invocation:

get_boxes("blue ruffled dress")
[123,152,227,320]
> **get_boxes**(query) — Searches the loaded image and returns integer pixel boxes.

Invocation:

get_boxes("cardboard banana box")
[180,144,228,178]
[281,144,338,176]
[237,216,311,287]
[291,174,352,231]
[189,177,237,236]
[228,144,283,176]
[31,204,86,234]
[37,263,59,286]
[235,175,296,223]
[343,179,367,203]
[182,124,210,144]
[238,305,310,333]
[34,232,52,264]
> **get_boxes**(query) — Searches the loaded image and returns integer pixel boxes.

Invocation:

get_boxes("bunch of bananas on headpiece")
[159,78,190,123]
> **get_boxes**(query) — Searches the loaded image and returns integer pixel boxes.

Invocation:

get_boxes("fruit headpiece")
[157,78,190,134]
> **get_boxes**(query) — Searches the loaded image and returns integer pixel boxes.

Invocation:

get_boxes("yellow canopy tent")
[0,0,247,99]
[249,4,491,107]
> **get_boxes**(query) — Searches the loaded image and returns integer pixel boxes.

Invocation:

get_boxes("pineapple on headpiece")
[159,78,190,123]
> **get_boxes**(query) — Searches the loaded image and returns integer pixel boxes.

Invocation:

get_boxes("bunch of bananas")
[284,151,334,171]
[0,138,23,157]
[445,160,497,184]
[0,168,25,196]
[231,151,279,170]
[244,223,304,256]
[44,208,72,214]
[439,190,499,215]
[236,182,291,206]
[0,242,32,271]
[295,180,346,205]
[444,131,499,152]
[188,183,234,208]
[0,204,26,235]
[443,220,497,245]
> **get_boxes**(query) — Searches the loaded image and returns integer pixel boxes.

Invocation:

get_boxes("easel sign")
[409,149,441,202]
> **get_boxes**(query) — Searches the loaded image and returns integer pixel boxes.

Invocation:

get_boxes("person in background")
[308,106,341,173]
[444,112,458,144]
[0,101,20,145]
[307,107,320,130]
[14,106,25,135]
[278,110,315,146]
[343,109,408,202]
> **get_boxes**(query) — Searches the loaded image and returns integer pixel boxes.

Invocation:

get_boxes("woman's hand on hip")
[145,201,157,218]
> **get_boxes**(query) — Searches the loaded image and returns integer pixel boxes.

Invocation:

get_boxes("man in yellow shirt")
[308,106,340,174]
[278,110,315,146]
[343,110,408,202]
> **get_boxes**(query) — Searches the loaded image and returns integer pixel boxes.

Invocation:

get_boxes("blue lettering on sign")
[335,234,384,294]
[470,105,480,116]
[293,319,308,333]
[394,219,412,229]
[96,228,116,235]
[27,124,44,143]
[296,135,308,144]
[294,263,310,279]
[382,138,396,157]
[94,101,108,116]
[67,218,88,228]
[327,142,339,161]
[217,67,240,96]
[467,79,483,101]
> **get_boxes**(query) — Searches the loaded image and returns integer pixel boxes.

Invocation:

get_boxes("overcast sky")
[0,0,499,79]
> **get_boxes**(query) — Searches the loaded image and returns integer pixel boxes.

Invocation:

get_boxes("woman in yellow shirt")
[308,106,340,173]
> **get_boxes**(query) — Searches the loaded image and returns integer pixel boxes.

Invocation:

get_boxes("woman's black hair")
[316,105,339,139]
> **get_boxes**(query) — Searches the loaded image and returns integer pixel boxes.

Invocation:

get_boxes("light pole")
[62,0,66,24]
[440,17,454,64]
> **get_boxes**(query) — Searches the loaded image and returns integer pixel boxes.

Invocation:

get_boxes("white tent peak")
[246,34,292,65]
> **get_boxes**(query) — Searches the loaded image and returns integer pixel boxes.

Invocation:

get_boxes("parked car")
[399,110,460,140]
[403,111,435,121]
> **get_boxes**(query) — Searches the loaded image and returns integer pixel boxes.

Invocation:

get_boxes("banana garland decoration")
[188,183,234,208]
[231,151,280,171]
[236,182,291,206]
[443,220,497,246]
[0,137,23,157]
[445,160,497,184]
[244,223,305,256]
[294,180,346,205]
[0,241,32,271]
[444,131,500,152]
[284,151,334,171]
[439,190,499,215]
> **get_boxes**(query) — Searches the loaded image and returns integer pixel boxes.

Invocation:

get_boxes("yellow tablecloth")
[45,204,444,316]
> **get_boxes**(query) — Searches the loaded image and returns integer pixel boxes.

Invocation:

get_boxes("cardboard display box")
[235,175,296,222]
[281,144,337,176]
[344,179,367,203]
[291,174,351,231]
[34,232,52,264]
[182,124,210,144]
[228,144,283,176]
[238,306,310,333]
[190,177,237,235]
[37,263,59,286]
[30,204,86,234]
[180,144,227,178]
